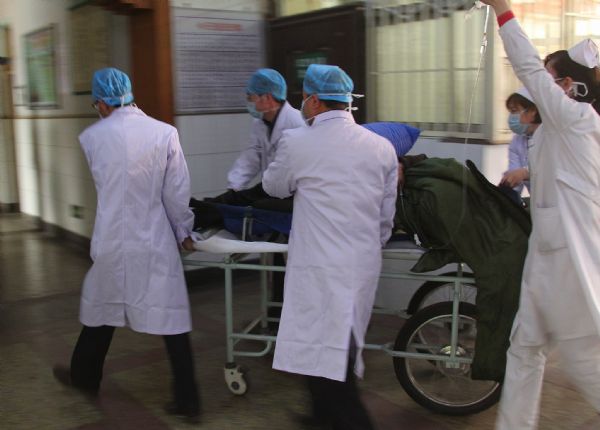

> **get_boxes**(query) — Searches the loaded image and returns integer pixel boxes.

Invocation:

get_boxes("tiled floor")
[0,212,598,429]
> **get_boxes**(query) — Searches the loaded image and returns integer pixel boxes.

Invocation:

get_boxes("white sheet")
[191,229,423,258]
[192,229,288,254]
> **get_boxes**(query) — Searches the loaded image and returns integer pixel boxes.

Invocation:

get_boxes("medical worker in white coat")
[226,68,304,330]
[481,2,600,429]
[499,87,540,196]
[52,68,200,423]
[227,68,304,191]
[263,64,398,430]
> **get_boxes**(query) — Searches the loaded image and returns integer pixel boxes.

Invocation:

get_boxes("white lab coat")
[500,19,600,345]
[78,106,194,335]
[227,101,304,190]
[263,110,398,381]
[496,19,600,429]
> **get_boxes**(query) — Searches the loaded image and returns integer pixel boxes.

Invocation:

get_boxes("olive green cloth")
[395,157,531,382]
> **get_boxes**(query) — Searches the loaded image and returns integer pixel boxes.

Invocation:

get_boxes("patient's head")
[397,155,428,188]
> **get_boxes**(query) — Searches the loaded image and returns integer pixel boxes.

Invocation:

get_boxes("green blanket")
[395,157,531,382]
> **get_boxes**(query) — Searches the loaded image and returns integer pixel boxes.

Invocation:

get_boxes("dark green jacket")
[395,157,531,382]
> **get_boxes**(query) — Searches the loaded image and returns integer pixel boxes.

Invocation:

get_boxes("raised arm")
[481,0,584,128]
[227,123,263,191]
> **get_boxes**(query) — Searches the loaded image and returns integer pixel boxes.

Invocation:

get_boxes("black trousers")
[70,325,199,412]
[306,337,375,430]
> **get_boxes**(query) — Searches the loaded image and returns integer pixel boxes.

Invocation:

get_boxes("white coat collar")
[311,109,355,127]
[108,105,147,118]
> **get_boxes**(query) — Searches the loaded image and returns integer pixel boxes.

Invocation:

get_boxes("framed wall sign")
[24,25,59,108]
[171,8,265,114]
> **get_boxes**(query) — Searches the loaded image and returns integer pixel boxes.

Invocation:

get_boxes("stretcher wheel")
[406,272,477,315]
[393,302,501,415]
[224,363,249,395]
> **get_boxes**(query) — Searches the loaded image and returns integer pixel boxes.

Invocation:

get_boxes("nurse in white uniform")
[52,68,200,423]
[481,2,600,429]
[263,64,398,430]
[499,87,539,196]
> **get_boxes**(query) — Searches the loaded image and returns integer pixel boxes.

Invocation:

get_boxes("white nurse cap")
[567,39,600,68]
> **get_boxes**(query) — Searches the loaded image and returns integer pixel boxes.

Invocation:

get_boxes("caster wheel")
[224,363,249,395]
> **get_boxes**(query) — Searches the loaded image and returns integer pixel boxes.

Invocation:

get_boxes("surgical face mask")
[246,101,264,119]
[92,101,102,119]
[300,95,316,125]
[508,112,529,136]
[570,81,589,98]
[555,78,589,98]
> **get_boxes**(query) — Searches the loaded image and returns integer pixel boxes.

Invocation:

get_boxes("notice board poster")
[172,8,265,114]
[24,25,58,108]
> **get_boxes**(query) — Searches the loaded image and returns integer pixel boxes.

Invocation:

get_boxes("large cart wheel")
[406,272,477,315]
[393,302,501,415]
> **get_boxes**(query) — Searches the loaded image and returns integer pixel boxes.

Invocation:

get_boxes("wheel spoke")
[393,302,501,414]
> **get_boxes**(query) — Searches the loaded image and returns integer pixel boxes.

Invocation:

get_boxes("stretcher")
[181,205,500,416]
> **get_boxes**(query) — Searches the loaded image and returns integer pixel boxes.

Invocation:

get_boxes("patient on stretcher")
[190,121,420,235]
[188,153,531,384]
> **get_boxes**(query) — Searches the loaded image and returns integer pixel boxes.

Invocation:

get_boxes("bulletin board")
[24,25,59,108]
[171,8,265,114]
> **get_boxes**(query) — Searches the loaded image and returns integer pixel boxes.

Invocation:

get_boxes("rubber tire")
[393,301,501,415]
[406,272,476,315]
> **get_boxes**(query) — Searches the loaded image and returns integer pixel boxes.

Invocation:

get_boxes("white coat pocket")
[535,206,567,252]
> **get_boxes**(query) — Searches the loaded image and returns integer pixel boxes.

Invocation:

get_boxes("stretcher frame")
[181,243,482,399]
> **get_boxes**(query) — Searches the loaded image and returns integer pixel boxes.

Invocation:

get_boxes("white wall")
[176,114,254,198]
[0,0,129,237]
[0,66,19,206]
[13,116,97,235]
[0,118,18,206]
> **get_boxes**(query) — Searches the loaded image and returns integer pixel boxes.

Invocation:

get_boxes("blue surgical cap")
[92,67,134,106]
[246,68,287,101]
[303,64,354,103]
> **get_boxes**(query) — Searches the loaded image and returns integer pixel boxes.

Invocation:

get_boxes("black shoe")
[52,365,98,398]
[164,401,201,424]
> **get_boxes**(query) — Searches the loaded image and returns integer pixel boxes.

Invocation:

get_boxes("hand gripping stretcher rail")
[181,204,501,416]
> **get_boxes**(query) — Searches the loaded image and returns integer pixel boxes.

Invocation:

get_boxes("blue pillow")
[362,122,420,157]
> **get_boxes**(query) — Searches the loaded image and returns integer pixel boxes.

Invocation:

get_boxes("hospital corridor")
[0,212,598,429]
[2,0,600,429]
